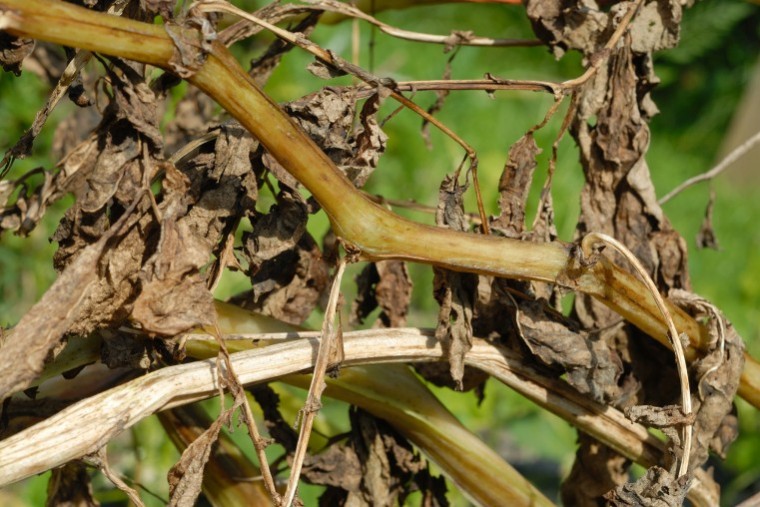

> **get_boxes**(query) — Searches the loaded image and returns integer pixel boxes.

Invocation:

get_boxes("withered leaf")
[307,59,348,80]
[313,408,433,506]
[696,190,720,250]
[247,191,308,262]
[167,405,236,507]
[604,466,689,507]
[561,434,628,507]
[285,88,355,168]
[669,289,744,466]
[46,462,99,507]
[352,260,412,328]
[433,268,477,391]
[131,274,215,336]
[0,32,34,76]
[269,87,387,190]
[141,0,175,18]
[515,300,621,402]
[0,197,141,401]
[492,133,541,237]
[242,191,329,324]
[346,89,389,187]
[432,175,477,389]
[131,164,216,335]
[624,404,693,428]
[302,445,363,491]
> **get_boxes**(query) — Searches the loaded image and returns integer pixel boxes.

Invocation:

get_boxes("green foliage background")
[1,0,760,504]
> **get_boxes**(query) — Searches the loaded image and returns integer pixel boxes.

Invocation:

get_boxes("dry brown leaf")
[131,164,215,335]
[167,405,236,507]
[561,434,628,507]
[431,175,478,389]
[302,445,363,491]
[347,89,389,187]
[669,290,744,465]
[604,466,689,507]
[263,87,387,191]
[243,191,329,324]
[45,462,99,507]
[492,133,541,237]
[515,300,621,402]
[352,260,412,328]
[313,408,437,506]
[0,196,142,401]
[696,190,720,250]
[0,31,33,76]
[141,0,175,18]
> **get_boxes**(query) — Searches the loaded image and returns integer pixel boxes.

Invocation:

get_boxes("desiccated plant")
[0,0,755,505]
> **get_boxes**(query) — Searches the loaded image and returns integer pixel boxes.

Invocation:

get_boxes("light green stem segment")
[2,0,759,409]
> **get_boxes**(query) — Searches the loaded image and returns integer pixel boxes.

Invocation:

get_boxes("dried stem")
[276,0,541,47]
[581,232,693,477]
[280,259,347,507]
[87,448,146,507]
[0,330,716,506]
[208,322,281,503]
[2,0,760,411]
[659,128,760,204]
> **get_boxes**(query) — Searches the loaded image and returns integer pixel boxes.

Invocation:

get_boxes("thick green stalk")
[1,0,758,409]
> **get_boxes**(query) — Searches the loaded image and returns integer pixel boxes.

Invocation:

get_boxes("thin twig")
[560,0,646,90]
[281,259,347,507]
[354,78,561,97]
[659,129,760,204]
[531,94,576,234]
[87,447,146,507]
[209,322,281,503]
[581,232,693,478]
[220,0,541,49]
[315,0,541,47]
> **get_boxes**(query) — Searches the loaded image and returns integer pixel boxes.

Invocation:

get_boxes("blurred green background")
[1,0,760,504]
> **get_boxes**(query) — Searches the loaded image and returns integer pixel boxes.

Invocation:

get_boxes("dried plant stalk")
[0,330,716,505]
